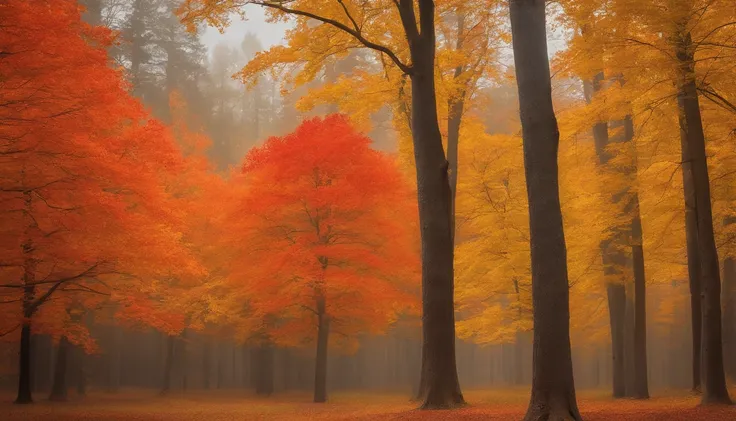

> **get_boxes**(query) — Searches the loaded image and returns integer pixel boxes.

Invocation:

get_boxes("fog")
[2,1,736,420]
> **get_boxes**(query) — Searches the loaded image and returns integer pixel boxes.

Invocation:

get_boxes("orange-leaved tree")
[226,115,419,403]
[0,0,201,404]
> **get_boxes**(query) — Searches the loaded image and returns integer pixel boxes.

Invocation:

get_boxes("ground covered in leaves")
[2,388,735,420]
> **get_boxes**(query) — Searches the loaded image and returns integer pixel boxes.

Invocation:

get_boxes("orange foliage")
[0,0,201,348]
[225,115,420,351]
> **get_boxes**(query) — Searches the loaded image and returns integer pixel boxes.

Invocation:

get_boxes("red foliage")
[225,115,420,350]
[0,0,201,348]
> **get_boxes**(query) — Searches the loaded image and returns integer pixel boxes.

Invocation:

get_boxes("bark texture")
[509,1,581,419]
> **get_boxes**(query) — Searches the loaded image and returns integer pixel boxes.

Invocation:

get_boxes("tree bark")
[675,29,732,405]
[682,126,702,392]
[607,283,627,398]
[314,295,329,403]
[49,336,70,401]
[631,199,649,399]
[509,1,581,419]
[15,320,33,404]
[407,1,464,409]
[723,255,736,381]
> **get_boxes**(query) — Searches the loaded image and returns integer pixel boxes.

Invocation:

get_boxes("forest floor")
[2,388,736,420]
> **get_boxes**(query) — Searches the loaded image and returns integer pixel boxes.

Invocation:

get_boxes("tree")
[180,0,465,408]
[0,0,200,403]
[508,0,582,419]
[226,115,419,402]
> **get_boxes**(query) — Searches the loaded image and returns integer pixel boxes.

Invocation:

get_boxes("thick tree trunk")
[409,3,464,409]
[675,30,731,405]
[15,320,33,404]
[631,203,649,399]
[255,342,274,396]
[723,255,736,381]
[607,283,627,398]
[509,1,581,419]
[49,336,70,401]
[160,335,175,395]
[682,134,702,392]
[314,296,329,403]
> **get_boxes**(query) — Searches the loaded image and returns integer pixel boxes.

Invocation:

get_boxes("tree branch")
[254,1,412,74]
[393,0,419,43]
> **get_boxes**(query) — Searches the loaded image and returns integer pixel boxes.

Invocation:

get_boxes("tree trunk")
[624,278,636,397]
[682,128,702,392]
[15,320,33,404]
[161,335,175,395]
[723,255,736,381]
[255,342,274,396]
[607,283,627,397]
[509,1,581,419]
[675,30,732,405]
[408,2,464,409]
[587,71,630,399]
[631,203,649,399]
[49,336,70,401]
[314,296,329,403]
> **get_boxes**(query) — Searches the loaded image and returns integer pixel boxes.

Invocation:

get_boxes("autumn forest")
[1,1,736,420]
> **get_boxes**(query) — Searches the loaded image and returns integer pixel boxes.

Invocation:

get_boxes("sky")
[201,6,290,57]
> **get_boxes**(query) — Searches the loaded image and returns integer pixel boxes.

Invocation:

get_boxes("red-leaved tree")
[227,115,420,403]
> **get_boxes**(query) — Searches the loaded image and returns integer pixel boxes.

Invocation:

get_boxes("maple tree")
[179,0,471,408]
[0,0,202,403]
[223,115,419,402]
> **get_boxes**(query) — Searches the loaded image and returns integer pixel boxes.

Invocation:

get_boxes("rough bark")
[49,336,71,401]
[314,295,329,403]
[509,1,581,419]
[675,29,732,405]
